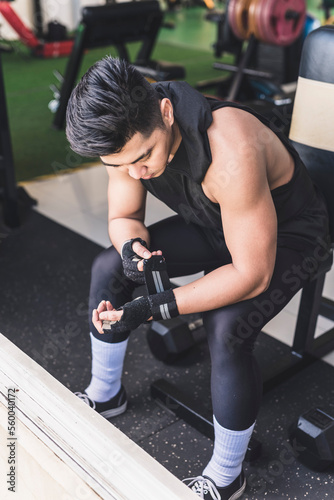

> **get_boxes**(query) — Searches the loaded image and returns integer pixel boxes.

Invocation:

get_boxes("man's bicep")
[107,168,147,221]
[219,178,277,288]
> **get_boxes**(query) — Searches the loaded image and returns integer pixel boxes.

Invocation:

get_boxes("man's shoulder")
[209,106,266,151]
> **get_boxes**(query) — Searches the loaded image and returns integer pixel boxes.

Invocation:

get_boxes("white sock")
[203,416,255,488]
[85,332,128,403]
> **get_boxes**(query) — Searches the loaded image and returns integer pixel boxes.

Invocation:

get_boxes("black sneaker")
[183,470,246,500]
[75,385,127,418]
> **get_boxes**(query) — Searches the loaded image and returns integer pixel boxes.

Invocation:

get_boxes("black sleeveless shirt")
[141,82,330,256]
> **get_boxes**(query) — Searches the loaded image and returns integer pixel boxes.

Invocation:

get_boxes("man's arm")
[173,109,278,315]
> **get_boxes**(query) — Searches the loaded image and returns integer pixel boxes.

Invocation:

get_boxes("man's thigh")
[148,216,231,278]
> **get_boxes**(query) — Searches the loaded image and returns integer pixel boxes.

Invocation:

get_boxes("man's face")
[100,126,173,180]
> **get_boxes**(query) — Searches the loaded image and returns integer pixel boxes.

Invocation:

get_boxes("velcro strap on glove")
[143,255,171,295]
[121,238,148,284]
[148,289,179,321]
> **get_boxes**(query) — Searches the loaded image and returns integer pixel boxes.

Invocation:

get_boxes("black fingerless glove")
[121,238,148,284]
[102,289,179,341]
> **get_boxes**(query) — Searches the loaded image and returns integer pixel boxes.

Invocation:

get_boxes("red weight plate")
[228,0,243,39]
[261,0,277,45]
[276,0,306,46]
[263,0,306,46]
[253,0,268,42]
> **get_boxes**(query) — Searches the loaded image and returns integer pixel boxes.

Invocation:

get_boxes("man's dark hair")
[66,57,165,158]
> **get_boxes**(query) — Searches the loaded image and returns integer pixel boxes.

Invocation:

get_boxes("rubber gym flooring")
[1,207,334,499]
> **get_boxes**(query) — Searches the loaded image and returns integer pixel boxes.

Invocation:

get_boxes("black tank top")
[141,82,330,255]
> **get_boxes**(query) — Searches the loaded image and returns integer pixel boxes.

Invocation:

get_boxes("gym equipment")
[228,0,306,46]
[143,255,206,363]
[151,26,334,459]
[151,378,262,462]
[288,408,334,471]
[199,0,306,127]
[323,0,334,22]
[0,51,36,227]
[0,0,73,58]
[147,316,205,363]
[0,50,19,227]
[52,1,185,130]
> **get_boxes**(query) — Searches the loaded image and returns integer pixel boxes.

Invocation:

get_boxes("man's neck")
[168,122,182,164]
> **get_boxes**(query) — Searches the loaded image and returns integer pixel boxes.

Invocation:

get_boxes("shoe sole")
[100,401,127,419]
[229,477,246,500]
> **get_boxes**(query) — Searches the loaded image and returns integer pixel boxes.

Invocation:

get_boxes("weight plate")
[255,0,269,42]
[235,0,253,40]
[261,0,278,44]
[228,0,243,39]
[248,0,265,41]
[262,0,306,46]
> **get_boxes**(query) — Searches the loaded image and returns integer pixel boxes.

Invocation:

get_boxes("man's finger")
[92,309,104,334]
[97,300,106,313]
[99,310,123,321]
[132,241,151,259]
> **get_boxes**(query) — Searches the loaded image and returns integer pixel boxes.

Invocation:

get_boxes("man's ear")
[160,98,174,126]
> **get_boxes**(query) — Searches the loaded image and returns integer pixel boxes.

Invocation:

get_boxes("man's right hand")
[121,238,162,283]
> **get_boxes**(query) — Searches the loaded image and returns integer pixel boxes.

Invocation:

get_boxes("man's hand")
[121,238,162,282]
[93,298,152,336]
[92,300,122,334]
[92,286,179,337]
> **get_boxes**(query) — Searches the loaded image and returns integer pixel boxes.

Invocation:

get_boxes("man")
[66,57,330,500]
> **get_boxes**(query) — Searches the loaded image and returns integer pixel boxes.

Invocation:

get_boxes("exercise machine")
[51,1,185,130]
[0,0,73,58]
[198,0,310,132]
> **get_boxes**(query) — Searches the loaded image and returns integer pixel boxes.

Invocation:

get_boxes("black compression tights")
[89,216,309,430]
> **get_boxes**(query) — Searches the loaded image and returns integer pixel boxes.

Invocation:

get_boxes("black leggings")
[89,216,310,430]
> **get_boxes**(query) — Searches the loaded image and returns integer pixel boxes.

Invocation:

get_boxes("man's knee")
[91,247,120,277]
[90,247,131,304]
[204,308,259,358]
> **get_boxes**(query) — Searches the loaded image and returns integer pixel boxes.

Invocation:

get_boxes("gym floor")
[1,1,334,498]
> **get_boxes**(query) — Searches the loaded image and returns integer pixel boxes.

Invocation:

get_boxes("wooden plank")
[0,334,196,500]
[0,402,103,500]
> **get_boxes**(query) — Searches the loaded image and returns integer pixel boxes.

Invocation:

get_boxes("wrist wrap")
[102,289,179,340]
[103,253,179,342]
[148,289,179,321]
[121,238,148,284]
